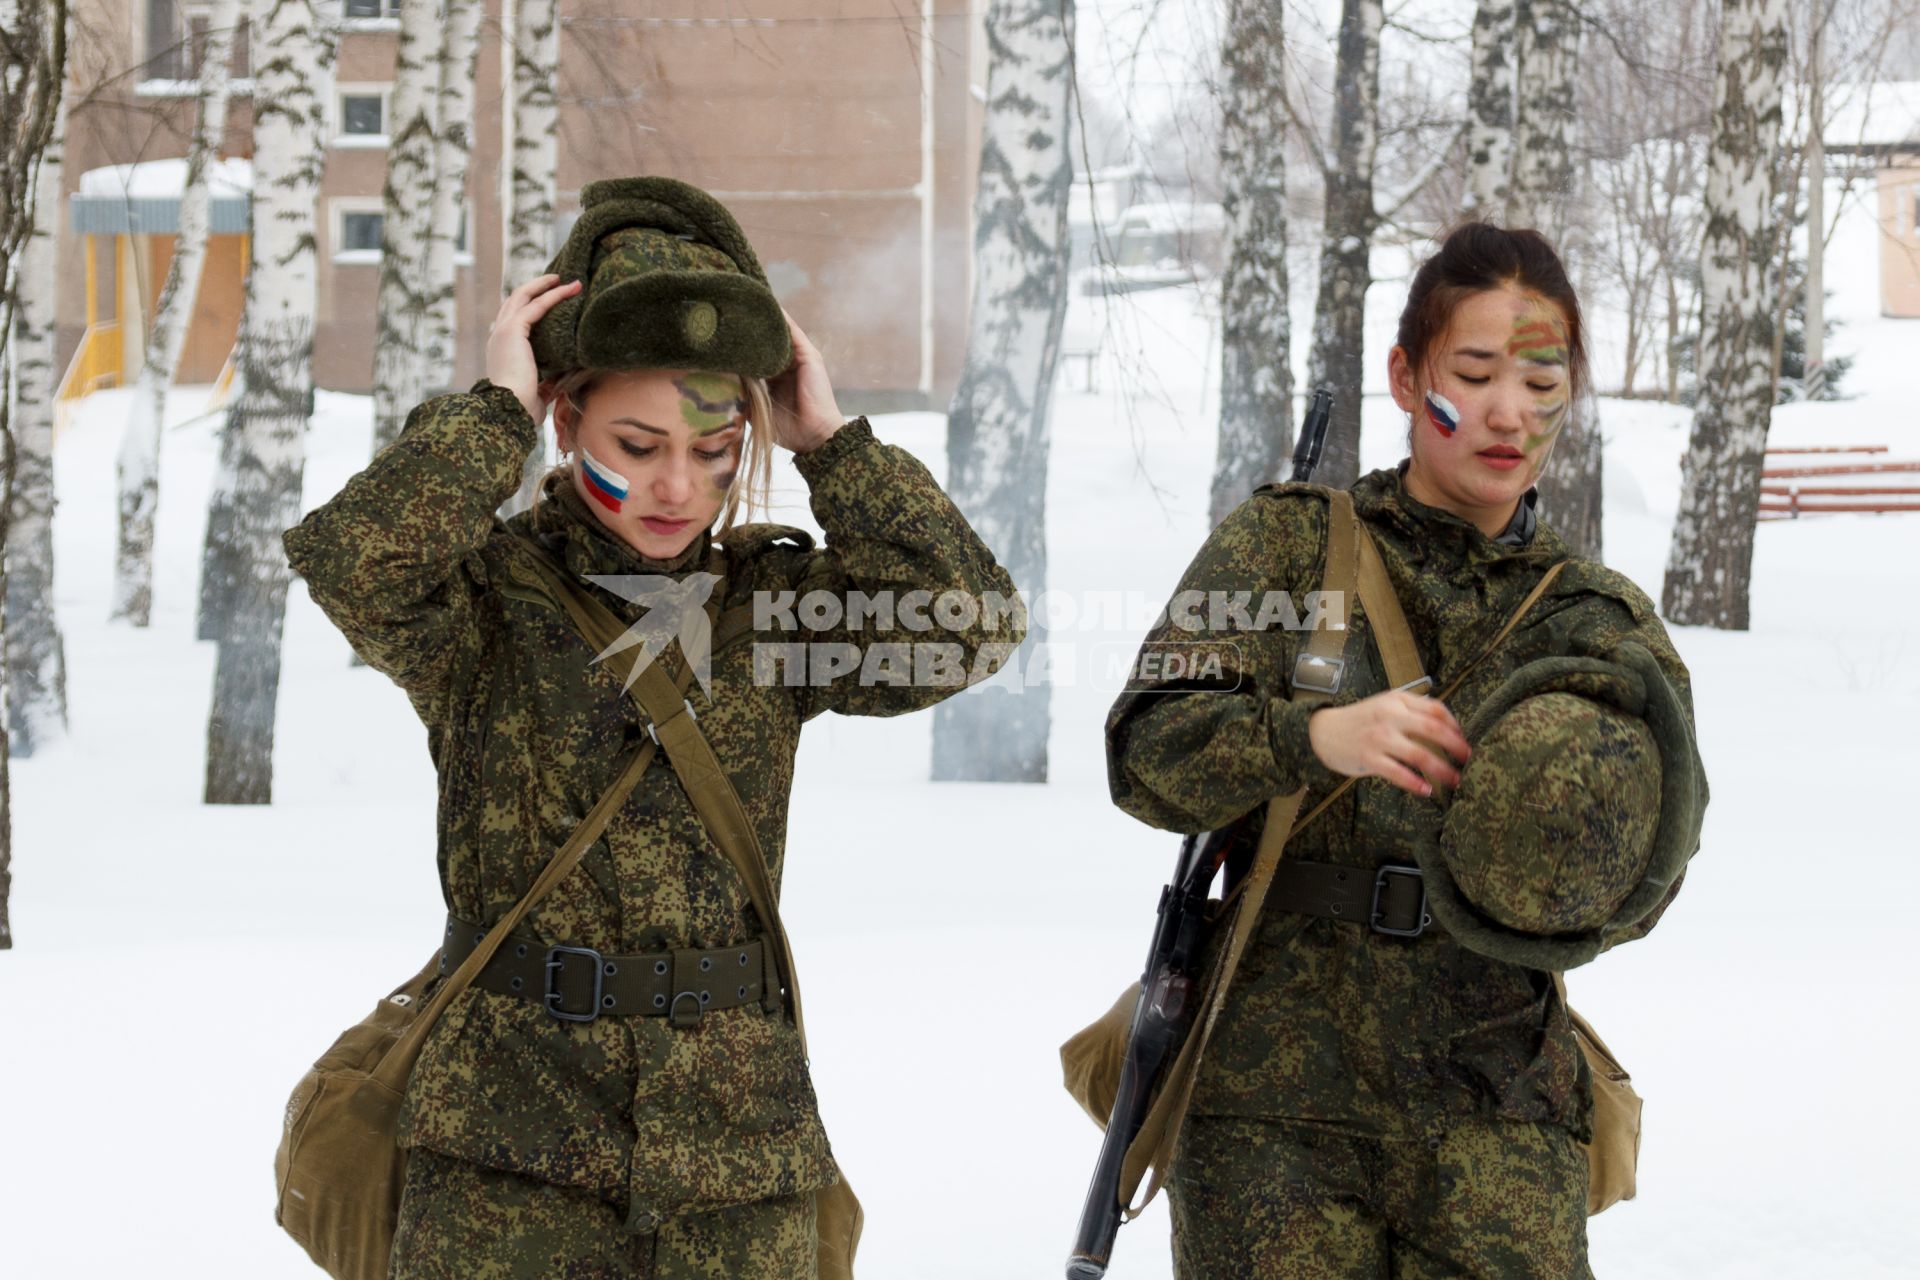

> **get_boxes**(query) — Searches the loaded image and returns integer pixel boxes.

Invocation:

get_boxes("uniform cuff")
[791,416,875,479]
[467,377,541,454]
[1271,696,1349,797]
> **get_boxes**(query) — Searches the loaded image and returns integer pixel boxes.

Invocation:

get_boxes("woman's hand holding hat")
[1307,689,1472,799]
[768,309,844,455]
[488,273,582,425]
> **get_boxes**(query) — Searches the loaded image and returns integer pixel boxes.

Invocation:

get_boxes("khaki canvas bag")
[1063,491,1640,1216]
[272,651,697,1280]
[513,535,864,1278]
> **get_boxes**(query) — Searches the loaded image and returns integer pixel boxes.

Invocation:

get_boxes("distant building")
[56,0,987,415]
[1824,80,1920,319]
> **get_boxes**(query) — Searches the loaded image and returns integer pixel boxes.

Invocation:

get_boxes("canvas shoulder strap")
[1114,485,1362,1213]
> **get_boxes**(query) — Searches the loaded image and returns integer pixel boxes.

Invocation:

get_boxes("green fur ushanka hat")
[1412,641,1706,971]
[530,176,792,382]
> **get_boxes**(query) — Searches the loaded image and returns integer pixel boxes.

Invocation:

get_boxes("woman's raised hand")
[486,274,581,425]
[1306,689,1472,798]
[767,309,845,454]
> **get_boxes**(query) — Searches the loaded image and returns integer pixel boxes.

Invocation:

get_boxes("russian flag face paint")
[580,446,629,513]
[1424,390,1461,438]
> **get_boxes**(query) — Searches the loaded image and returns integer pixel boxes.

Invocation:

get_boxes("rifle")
[1065,388,1334,1280]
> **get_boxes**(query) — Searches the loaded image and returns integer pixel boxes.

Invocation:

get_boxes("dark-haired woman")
[1106,223,1707,1277]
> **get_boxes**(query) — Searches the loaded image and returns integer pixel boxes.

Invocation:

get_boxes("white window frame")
[329,198,472,268]
[331,197,385,265]
[137,0,253,96]
[333,83,391,149]
[337,0,400,32]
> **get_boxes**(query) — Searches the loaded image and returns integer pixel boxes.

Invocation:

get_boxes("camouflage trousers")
[1167,1114,1592,1279]
[388,1147,818,1280]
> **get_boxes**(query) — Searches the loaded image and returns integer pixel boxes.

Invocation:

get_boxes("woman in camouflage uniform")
[1106,224,1707,1278]
[284,179,1024,1278]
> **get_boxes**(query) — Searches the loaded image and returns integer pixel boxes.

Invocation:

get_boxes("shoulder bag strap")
[372,648,696,1093]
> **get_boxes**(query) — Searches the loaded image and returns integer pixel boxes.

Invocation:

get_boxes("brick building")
[55,0,985,414]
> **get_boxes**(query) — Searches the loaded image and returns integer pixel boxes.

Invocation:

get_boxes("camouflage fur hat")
[530,176,792,382]
[1411,640,1705,970]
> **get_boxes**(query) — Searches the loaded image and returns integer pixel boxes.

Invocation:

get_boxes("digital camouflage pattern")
[531,178,792,381]
[389,1146,816,1279]
[592,225,739,283]
[284,379,1023,1234]
[1444,691,1660,935]
[1168,1113,1591,1279]
[1106,457,1707,1147]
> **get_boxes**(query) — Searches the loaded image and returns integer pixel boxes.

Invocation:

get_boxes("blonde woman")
[284,177,1025,1277]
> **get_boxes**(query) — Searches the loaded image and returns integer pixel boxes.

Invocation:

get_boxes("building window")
[341,211,384,255]
[334,85,391,147]
[144,0,250,82]
[340,0,402,26]
[333,201,471,266]
[342,94,384,136]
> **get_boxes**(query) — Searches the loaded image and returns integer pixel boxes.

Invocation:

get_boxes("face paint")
[1424,389,1461,438]
[1526,398,1568,453]
[580,445,630,513]
[1507,306,1569,366]
[673,372,749,436]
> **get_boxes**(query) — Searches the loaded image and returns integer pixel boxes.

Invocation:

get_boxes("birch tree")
[203,0,333,803]
[420,0,484,396]
[501,0,559,516]
[1509,0,1602,559]
[1209,0,1292,530]
[113,0,242,627]
[5,0,71,761]
[369,0,443,456]
[1661,0,1789,630]
[929,0,1073,785]
[1302,0,1382,490]
[0,0,70,947]
[1464,0,1515,217]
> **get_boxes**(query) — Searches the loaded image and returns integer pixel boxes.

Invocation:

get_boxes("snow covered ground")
[5,179,1917,1278]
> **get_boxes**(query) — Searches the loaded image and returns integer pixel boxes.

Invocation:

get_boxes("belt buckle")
[543,944,605,1022]
[1290,652,1345,696]
[1369,865,1430,938]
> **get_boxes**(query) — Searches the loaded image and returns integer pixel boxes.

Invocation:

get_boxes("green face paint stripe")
[674,373,749,435]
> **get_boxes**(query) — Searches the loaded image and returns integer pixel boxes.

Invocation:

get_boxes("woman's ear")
[1387,346,1419,414]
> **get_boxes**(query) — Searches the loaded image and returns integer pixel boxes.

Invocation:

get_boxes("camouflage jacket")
[1105,460,1705,1142]
[284,380,1023,1229]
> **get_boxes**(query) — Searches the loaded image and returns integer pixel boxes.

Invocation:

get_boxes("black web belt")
[1264,859,1438,938]
[440,914,775,1028]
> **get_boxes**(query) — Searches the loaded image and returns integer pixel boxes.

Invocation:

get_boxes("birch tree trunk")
[6,0,71,761]
[1302,0,1381,490]
[1464,0,1515,218]
[369,0,443,456]
[1661,0,1789,630]
[929,0,1072,785]
[420,0,484,397]
[113,0,241,627]
[1209,0,1291,530]
[0,0,70,948]
[1508,0,1577,242]
[203,0,333,803]
[1510,0,1602,558]
[502,0,559,517]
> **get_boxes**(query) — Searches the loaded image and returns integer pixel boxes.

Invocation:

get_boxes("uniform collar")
[1350,459,1565,571]
[510,468,717,583]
